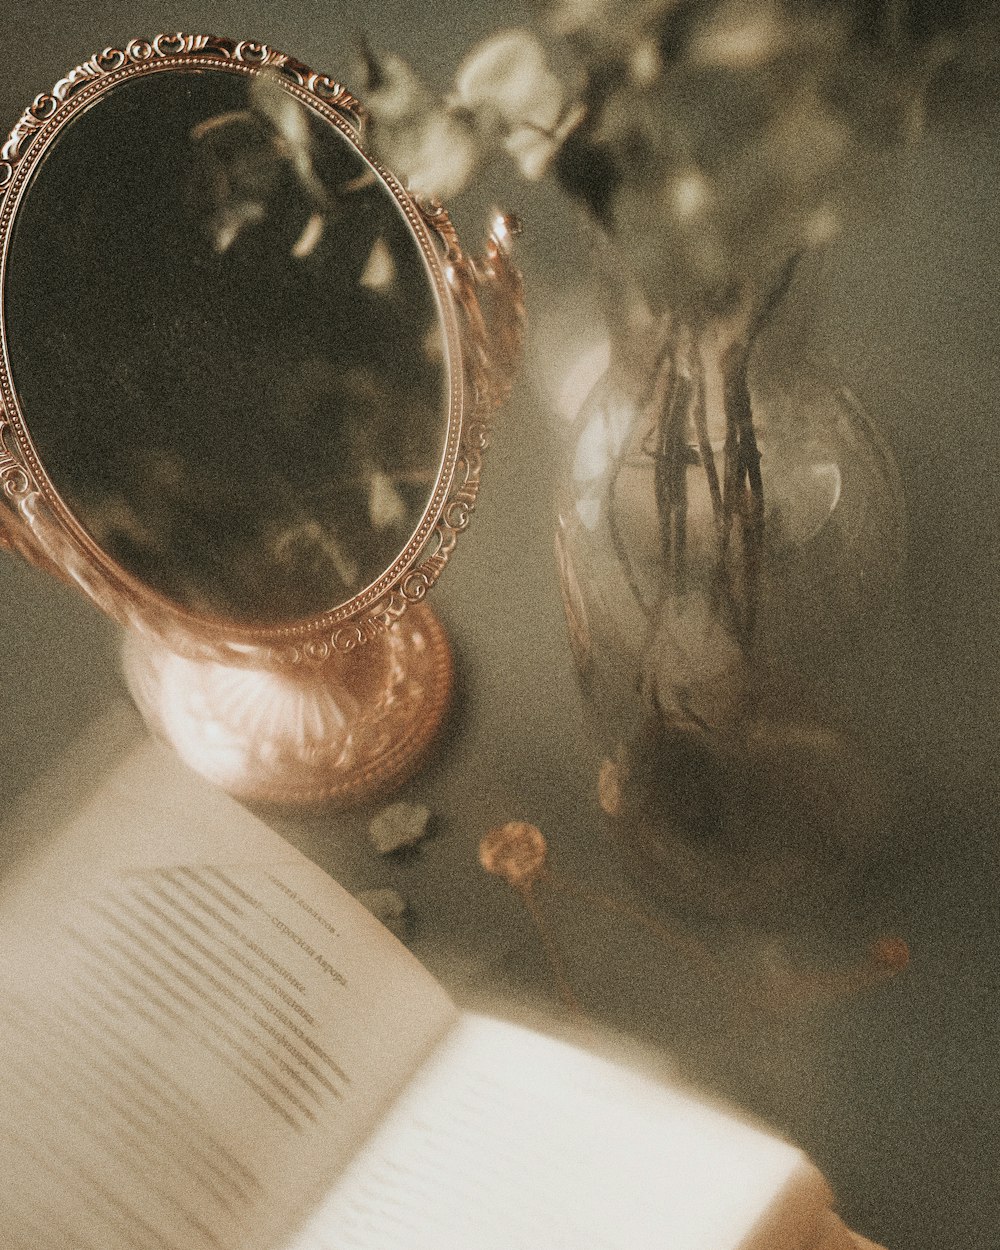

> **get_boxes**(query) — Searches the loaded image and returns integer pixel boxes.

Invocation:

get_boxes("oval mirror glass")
[2,62,451,628]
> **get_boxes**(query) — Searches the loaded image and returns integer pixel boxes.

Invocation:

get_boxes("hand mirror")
[0,34,522,802]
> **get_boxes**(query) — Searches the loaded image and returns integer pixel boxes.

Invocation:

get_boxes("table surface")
[0,9,997,1250]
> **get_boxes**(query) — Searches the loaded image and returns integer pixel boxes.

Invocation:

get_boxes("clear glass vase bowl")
[556,328,906,926]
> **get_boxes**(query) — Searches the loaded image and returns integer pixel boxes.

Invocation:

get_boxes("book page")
[0,727,457,1250]
[287,1013,836,1250]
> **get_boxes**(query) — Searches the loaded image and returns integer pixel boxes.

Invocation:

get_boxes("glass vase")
[556,311,906,927]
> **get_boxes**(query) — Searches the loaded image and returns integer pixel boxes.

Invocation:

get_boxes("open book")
[0,729,876,1250]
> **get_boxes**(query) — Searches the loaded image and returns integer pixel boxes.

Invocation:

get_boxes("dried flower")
[355,46,478,198]
[453,30,565,134]
[452,30,584,179]
[360,1,988,314]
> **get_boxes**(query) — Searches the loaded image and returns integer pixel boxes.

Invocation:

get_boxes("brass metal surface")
[123,601,453,804]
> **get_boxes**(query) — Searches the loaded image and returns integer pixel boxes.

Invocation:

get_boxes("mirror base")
[122,605,453,805]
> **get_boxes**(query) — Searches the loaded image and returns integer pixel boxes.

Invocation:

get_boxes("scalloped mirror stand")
[122,604,452,805]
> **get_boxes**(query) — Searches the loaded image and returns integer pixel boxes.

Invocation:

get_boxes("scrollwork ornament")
[0,414,32,501]
[2,112,45,165]
[153,34,190,58]
[1,467,30,501]
[304,638,332,663]
[332,624,366,654]
[30,95,58,122]
[417,198,464,266]
[464,421,491,452]
[95,47,128,73]
[370,593,409,632]
[447,501,474,532]
[235,41,269,65]
[400,570,433,603]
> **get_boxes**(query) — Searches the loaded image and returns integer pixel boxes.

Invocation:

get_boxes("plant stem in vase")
[557,285,905,927]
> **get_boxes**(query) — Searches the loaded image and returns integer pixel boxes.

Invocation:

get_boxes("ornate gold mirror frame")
[0,34,524,802]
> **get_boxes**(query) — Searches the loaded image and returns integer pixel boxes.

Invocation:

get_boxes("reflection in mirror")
[5,68,448,626]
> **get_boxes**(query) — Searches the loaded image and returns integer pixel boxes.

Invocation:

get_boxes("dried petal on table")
[356,887,409,939]
[368,802,431,854]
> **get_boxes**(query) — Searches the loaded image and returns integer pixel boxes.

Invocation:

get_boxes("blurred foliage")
[357,0,996,320]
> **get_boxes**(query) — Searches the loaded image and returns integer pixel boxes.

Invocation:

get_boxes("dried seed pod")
[479,820,549,888]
